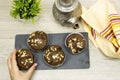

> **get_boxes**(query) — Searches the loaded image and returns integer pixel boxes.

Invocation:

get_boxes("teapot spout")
[68,17,80,29]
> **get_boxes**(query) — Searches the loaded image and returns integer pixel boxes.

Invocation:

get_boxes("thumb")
[27,63,37,77]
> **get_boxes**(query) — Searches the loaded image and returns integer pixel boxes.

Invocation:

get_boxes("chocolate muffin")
[65,33,86,54]
[44,45,65,67]
[16,49,34,70]
[28,31,48,51]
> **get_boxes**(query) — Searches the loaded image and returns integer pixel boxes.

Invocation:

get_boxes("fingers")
[7,49,19,72]
[7,50,14,70]
[11,49,19,71]
[26,63,37,77]
[7,49,17,76]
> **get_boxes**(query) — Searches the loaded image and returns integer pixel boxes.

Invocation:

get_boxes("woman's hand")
[7,49,37,80]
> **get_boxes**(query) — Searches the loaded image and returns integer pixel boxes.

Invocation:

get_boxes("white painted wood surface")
[0,0,120,80]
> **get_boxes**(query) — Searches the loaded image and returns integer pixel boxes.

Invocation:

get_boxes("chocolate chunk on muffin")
[65,33,86,54]
[44,45,65,67]
[28,31,48,51]
[16,49,34,70]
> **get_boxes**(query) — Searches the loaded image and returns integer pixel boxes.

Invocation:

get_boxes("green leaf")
[10,0,42,23]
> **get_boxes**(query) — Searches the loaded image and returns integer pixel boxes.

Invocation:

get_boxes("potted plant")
[10,0,42,23]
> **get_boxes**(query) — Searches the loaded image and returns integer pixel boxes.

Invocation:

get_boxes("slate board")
[15,32,90,70]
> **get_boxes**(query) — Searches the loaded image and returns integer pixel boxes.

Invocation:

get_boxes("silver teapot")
[52,0,82,29]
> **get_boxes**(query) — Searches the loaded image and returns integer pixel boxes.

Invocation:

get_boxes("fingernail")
[34,63,38,66]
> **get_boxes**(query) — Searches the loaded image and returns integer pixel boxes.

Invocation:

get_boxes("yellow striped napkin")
[100,14,120,48]
[109,14,120,46]
[81,0,120,58]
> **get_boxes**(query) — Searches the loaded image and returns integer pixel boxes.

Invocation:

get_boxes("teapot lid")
[55,0,78,12]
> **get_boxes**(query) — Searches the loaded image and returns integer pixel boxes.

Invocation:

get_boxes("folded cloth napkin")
[81,0,120,58]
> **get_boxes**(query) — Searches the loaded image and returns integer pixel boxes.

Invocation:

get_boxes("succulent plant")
[10,0,42,23]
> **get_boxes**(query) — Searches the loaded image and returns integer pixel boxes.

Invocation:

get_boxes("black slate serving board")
[15,32,90,70]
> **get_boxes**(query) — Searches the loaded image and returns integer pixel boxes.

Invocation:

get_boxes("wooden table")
[0,0,120,80]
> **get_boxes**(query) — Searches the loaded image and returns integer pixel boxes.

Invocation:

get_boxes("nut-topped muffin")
[44,45,65,67]
[65,33,86,54]
[16,49,34,70]
[28,31,48,51]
